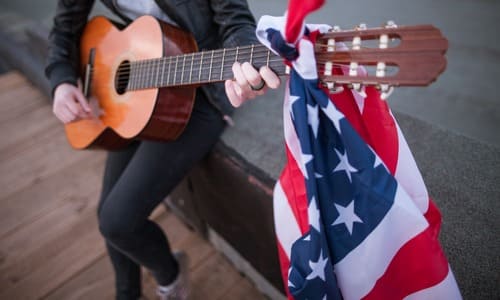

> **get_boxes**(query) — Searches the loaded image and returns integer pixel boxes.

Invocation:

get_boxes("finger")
[241,62,263,89]
[57,108,74,124]
[225,80,244,107]
[74,89,91,112]
[260,66,281,89]
[65,98,81,115]
[232,62,248,88]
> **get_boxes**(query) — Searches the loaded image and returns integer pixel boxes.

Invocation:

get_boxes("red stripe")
[285,0,325,42]
[363,202,449,299]
[279,146,309,234]
[424,198,442,237]
[277,240,294,300]
[360,87,399,174]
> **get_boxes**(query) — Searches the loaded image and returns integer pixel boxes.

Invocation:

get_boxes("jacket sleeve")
[209,0,259,48]
[45,0,95,95]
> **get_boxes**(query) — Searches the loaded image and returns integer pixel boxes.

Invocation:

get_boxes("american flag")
[256,1,462,299]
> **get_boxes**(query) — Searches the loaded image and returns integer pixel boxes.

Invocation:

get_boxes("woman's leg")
[97,94,226,298]
[98,142,143,300]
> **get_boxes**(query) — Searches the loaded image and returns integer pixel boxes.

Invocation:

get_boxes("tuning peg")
[384,20,397,28]
[331,25,341,32]
[352,83,367,98]
[325,82,344,94]
[379,84,394,100]
[356,23,367,30]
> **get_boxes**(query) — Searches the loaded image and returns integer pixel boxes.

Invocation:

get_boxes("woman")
[45,0,279,299]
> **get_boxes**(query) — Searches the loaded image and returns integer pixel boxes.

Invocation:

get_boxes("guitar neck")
[122,44,287,91]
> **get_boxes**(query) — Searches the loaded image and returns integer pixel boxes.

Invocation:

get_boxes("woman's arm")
[45,0,95,95]
[45,0,95,123]
[210,0,281,106]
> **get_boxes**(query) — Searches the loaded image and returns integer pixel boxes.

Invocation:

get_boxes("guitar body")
[65,16,198,149]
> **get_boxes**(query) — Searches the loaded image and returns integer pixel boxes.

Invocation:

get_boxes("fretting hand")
[225,62,280,107]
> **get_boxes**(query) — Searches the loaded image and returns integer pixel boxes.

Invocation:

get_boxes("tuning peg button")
[385,20,397,28]
[356,23,367,30]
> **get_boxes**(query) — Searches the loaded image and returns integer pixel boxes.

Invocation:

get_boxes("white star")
[333,149,357,182]
[289,95,300,120]
[308,197,320,233]
[307,104,319,138]
[306,250,328,281]
[374,154,384,168]
[303,234,311,241]
[300,153,314,179]
[322,101,344,131]
[288,267,295,288]
[314,172,323,178]
[332,200,363,235]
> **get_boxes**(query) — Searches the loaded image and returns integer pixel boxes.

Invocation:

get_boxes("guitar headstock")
[315,21,448,98]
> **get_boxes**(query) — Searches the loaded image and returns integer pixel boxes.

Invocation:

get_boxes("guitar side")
[65,16,197,149]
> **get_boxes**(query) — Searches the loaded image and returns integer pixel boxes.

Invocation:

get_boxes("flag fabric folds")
[256,2,462,299]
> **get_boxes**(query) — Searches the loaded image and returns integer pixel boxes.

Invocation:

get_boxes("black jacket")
[45,0,259,115]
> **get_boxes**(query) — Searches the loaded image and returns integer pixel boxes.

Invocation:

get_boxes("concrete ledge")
[0,14,50,95]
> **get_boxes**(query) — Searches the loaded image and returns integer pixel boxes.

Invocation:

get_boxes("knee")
[98,206,131,242]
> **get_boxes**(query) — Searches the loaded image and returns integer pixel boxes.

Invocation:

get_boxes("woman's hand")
[225,62,281,107]
[52,83,92,124]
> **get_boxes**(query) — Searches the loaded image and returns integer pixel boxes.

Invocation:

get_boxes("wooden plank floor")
[0,71,267,300]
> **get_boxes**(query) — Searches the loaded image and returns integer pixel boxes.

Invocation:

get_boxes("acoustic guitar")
[66,16,447,150]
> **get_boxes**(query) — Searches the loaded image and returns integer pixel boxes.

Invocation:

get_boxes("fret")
[160,57,165,87]
[174,56,179,85]
[250,44,254,65]
[235,46,239,63]
[220,49,226,80]
[146,59,152,89]
[181,55,186,84]
[138,60,143,89]
[154,59,160,88]
[134,61,139,89]
[198,52,203,82]
[144,60,150,89]
[189,53,194,83]
[208,50,214,81]
[266,49,270,67]
[166,56,172,86]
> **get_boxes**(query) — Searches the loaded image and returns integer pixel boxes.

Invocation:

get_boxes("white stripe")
[404,268,462,300]
[273,181,302,258]
[283,86,306,177]
[392,116,429,214]
[334,185,429,300]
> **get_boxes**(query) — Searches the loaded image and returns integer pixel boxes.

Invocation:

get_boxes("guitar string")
[108,61,356,89]
[100,44,381,89]
[112,42,380,76]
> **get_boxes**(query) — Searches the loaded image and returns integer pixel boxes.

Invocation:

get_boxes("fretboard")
[119,44,287,91]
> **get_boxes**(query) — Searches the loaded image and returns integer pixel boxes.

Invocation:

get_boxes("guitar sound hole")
[115,60,130,95]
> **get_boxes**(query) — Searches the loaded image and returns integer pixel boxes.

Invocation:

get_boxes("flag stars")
[374,154,384,169]
[308,197,321,233]
[332,200,363,235]
[333,149,358,182]
[306,250,328,282]
[307,104,319,138]
[288,267,295,288]
[300,152,314,179]
[289,95,300,120]
[322,101,344,131]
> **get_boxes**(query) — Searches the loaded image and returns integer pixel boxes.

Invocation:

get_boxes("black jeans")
[97,92,226,300]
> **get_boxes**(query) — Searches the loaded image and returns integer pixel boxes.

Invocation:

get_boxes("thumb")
[74,88,91,112]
